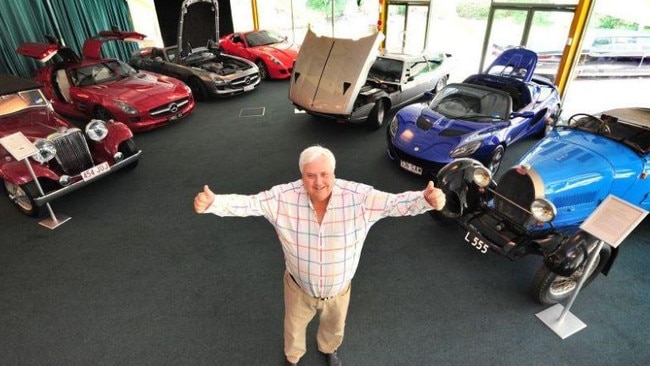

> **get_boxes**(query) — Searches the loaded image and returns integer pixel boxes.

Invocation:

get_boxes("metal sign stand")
[535,195,647,339]
[0,132,70,229]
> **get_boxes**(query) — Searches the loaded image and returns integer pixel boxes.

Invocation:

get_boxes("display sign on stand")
[536,195,648,339]
[0,132,71,229]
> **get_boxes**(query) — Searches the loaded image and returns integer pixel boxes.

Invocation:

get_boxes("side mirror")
[423,91,435,100]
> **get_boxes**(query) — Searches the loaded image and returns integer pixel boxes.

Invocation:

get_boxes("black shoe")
[324,350,342,366]
[285,358,298,366]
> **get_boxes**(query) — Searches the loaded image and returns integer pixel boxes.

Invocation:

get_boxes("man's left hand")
[423,181,446,210]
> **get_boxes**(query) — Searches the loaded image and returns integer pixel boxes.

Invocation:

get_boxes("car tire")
[94,106,115,121]
[187,77,207,101]
[118,139,139,170]
[531,240,611,304]
[3,180,44,217]
[256,60,269,80]
[368,99,387,130]
[486,145,505,175]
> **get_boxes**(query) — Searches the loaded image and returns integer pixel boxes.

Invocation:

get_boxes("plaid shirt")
[205,179,432,298]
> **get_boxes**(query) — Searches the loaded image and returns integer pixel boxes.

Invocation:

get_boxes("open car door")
[289,29,384,115]
[83,29,146,60]
[484,47,537,82]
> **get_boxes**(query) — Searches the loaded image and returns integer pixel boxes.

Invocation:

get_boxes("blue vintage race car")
[387,47,561,177]
[435,108,650,304]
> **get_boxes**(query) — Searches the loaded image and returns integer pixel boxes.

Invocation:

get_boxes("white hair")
[299,145,336,173]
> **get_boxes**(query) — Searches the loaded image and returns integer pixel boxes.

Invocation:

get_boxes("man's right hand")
[194,185,215,213]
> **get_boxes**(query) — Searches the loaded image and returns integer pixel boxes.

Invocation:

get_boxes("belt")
[289,273,335,301]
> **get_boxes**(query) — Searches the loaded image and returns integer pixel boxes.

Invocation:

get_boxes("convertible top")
[603,107,650,128]
[0,74,42,96]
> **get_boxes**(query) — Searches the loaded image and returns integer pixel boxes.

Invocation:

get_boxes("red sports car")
[219,29,299,80]
[17,30,195,132]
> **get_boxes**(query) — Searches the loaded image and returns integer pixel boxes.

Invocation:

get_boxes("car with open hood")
[387,47,562,178]
[219,29,299,80]
[0,74,140,217]
[129,0,260,100]
[17,29,195,132]
[434,107,650,304]
[289,29,453,130]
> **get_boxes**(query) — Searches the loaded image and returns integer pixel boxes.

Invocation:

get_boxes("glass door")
[385,1,430,54]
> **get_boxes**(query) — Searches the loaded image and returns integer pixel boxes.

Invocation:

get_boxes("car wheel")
[486,145,505,175]
[256,60,269,80]
[368,99,387,130]
[187,77,208,101]
[531,240,611,304]
[118,139,139,170]
[94,106,115,121]
[3,181,43,217]
[434,75,448,93]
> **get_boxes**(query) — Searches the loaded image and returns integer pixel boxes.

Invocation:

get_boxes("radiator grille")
[50,129,94,175]
[493,169,535,225]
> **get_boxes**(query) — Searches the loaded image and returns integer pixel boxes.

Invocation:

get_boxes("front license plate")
[463,229,490,254]
[243,84,254,92]
[400,160,422,175]
[81,162,110,181]
[168,112,183,121]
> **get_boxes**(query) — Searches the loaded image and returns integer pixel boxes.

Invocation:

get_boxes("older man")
[194,145,446,366]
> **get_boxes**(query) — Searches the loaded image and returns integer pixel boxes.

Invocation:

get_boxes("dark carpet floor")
[1,80,649,366]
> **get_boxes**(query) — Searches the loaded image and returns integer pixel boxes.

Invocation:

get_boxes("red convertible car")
[17,30,195,132]
[0,74,140,217]
[219,29,299,80]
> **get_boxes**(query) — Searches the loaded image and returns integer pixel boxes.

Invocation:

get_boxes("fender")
[0,159,60,186]
[543,230,618,276]
[90,121,134,161]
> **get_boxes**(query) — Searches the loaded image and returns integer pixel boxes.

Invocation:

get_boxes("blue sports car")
[387,47,561,177]
[435,107,650,304]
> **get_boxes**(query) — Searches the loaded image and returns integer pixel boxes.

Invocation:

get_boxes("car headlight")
[450,141,482,158]
[32,139,57,163]
[183,84,192,94]
[268,55,282,65]
[86,119,109,141]
[471,165,492,187]
[114,100,138,115]
[389,116,398,137]
[530,198,556,223]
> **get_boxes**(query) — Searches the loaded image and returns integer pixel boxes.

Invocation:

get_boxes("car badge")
[169,103,179,113]
[414,146,420,152]
[244,76,252,85]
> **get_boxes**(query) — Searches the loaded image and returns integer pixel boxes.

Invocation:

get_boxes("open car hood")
[177,0,219,51]
[83,29,146,59]
[484,47,537,82]
[17,40,80,64]
[289,29,384,115]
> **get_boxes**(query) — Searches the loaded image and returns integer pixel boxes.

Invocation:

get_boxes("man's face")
[301,156,335,204]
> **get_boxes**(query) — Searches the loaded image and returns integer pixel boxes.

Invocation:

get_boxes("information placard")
[579,195,648,248]
[0,131,38,161]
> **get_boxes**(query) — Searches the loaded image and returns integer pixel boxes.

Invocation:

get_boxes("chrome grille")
[231,74,259,88]
[51,129,93,175]
[493,169,535,225]
[150,98,190,117]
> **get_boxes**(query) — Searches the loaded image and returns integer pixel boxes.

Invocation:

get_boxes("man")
[193,145,446,366]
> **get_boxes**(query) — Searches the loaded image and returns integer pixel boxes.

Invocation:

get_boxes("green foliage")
[596,15,638,30]
[456,0,489,19]
[306,0,348,17]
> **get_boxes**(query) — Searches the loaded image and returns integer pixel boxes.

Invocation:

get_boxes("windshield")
[568,113,650,154]
[368,57,403,83]
[0,90,48,117]
[429,84,510,121]
[245,30,286,47]
[69,60,137,86]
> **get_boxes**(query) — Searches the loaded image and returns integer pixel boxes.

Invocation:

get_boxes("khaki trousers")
[283,270,351,363]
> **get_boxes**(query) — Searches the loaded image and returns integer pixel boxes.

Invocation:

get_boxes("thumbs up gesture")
[423,181,445,211]
[194,185,215,213]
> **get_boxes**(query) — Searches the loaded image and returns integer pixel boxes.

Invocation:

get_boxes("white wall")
[126,0,165,47]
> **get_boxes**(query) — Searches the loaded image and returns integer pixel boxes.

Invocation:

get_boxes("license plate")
[81,162,110,181]
[168,112,183,121]
[400,160,422,175]
[463,229,490,254]
[243,84,254,92]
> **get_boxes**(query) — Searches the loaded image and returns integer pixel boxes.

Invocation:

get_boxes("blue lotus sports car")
[387,47,561,177]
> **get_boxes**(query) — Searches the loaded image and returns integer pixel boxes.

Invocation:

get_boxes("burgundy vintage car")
[17,30,195,132]
[0,74,141,217]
